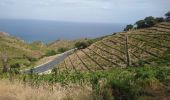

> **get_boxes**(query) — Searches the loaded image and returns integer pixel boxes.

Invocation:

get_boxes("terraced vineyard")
[55,22,170,72]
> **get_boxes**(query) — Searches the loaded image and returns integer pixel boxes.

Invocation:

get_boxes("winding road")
[23,49,76,74]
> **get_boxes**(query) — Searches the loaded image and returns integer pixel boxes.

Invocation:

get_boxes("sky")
[0,0,170,24]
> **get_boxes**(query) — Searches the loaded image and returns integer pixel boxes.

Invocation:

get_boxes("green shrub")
[28,57,37,62]
[144,16,157,27]
[75,41,89,49]
[74,39,97,49]
[135,20,147,29]
[58,47,68,53]
[165,11,170,21]
[155,17,165,23]
[155,67,167,81]
[45,50,57,56]
[10,63,20,69]
[124,24,133,31]
[23,55,38,62]
[10,63,20,74]
[135,16,161,29]
[0,65,168,100]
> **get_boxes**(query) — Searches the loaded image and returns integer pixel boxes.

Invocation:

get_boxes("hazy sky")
[0,0,169,23]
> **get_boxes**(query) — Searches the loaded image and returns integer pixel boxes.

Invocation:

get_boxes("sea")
[0,19,125,43]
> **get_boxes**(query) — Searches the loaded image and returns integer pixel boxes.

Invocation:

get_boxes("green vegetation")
[75,41,89,49]
[155,17,165,23]
[50,21,170,99]
[0,66,169,100]
[57,47,68,53]
[135,16,160,29]
[45,49,57,56]
[144,16,157,27]
[74,38,102,49]
[47,39,87,50]
[58,23,170,71]
[124,24,134,31]
[0,33,47,70]
[10,63,21,74]
[124,11,170,30]
[165,11,170,21]
[135,20,146,29]
[0,12,170,99]
[23,55,38,62]
[29,41,47,51]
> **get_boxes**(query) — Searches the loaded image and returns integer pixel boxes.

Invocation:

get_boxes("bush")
[10,63,20,69]
[74,39,96,49]
[45,50,57,56]
[135,16,159,29]
[165,11,170,21]
[155,17,165,23]
[58,47,68,53]
[10,63,20,74]
[144,16,157,27]
[23,55,38,62]
[75,41,89,49]
[124,24,133,31]
[135,20,147,29]
[28,57,37,62]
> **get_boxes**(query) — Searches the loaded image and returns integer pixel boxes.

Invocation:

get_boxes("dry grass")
[0,80,92,100]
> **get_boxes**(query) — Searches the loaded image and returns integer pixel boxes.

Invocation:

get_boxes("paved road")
[23,49,76,74]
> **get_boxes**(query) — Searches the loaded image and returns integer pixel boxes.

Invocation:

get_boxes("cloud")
[0,0,112,8]
[0,0,169,23]
[0,0,15,6]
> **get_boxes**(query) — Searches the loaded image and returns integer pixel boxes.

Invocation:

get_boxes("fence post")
[125,35,131,67]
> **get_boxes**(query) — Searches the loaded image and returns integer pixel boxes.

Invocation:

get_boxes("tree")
[165,11,170,21]
[124,24,133,31]
[155,17,165,23]
[144,16,157,27]
[135,20,146,29]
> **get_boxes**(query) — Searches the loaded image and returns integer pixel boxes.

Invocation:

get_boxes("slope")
[48,39,93,51]
[0,32,47,69]
[55,22,170,72]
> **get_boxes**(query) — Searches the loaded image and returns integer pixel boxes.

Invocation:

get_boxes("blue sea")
[0,19,125,43]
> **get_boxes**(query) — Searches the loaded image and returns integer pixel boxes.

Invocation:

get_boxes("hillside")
[0,32,99,70]
[55,22,170,72]
[0,22,170,100]
[32,22,169,99]
[48,22,170,99]
[48,39,93,51]
[0,33,47,69]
